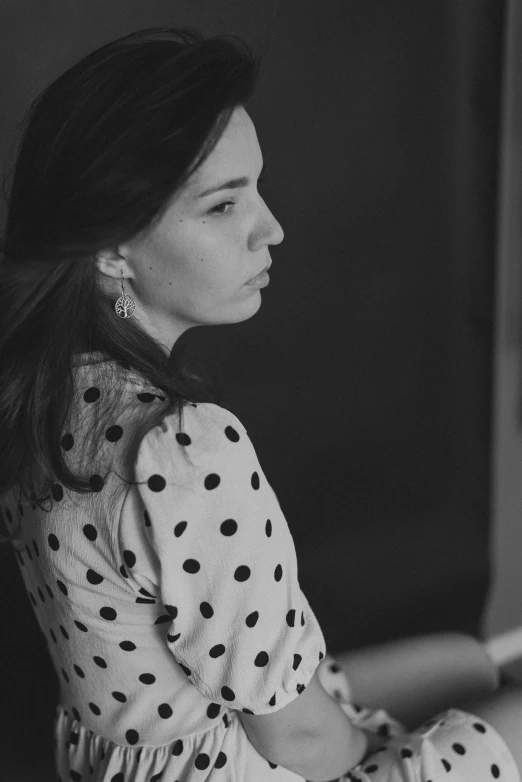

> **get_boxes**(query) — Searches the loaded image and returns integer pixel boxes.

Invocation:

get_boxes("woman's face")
[97,106,284,355]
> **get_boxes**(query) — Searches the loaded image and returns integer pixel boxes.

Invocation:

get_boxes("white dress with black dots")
[3,355,519,782]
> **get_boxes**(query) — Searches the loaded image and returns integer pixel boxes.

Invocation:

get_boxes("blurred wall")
[485,0,522,638]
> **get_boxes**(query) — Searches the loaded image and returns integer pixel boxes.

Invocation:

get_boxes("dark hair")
[0,26,261,540]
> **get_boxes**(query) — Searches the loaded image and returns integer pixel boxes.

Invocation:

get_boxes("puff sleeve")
[132,402,326,715]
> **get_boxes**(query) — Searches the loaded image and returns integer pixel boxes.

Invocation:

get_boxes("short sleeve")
[132,402,326,715]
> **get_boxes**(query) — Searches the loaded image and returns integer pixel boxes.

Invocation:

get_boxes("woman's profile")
[1,25,522,782]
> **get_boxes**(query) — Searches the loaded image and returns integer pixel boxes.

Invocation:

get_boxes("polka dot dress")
[2,354,520,782]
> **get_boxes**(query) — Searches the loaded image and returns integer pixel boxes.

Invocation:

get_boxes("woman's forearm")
[269,715,369,782]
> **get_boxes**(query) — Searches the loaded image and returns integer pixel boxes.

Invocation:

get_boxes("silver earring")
[115,269,135,318]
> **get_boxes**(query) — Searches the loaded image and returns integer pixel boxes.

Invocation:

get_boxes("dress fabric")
[2,353,519,782]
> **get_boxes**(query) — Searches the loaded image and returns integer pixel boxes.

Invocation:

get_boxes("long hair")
[0,26,261,540]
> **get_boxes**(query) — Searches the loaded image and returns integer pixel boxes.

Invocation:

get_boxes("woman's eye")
[207,176,266,217]
[209,200,235,216]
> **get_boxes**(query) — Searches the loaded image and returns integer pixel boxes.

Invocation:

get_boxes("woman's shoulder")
[136,400,248,468]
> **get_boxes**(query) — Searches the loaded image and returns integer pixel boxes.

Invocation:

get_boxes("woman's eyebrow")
[196,161,265,199]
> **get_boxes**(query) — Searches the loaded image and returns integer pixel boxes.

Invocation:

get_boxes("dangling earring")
[115,269,135,318]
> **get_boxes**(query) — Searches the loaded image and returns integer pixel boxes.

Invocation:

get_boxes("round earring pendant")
[115,294,135,318]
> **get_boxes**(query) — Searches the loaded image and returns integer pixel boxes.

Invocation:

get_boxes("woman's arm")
[238,667,371,781]
[334,632,499,729]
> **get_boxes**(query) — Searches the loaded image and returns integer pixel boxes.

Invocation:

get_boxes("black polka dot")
[253,650,270,669]
[491,766,500,779]
[183,559,200,574]
[69,771,82,781]
[52,484,64,502]
[105,425,123,442]
[210,644,226,658]
[251,472,260,489]
[225,425,240,442]
[296,683,306,694]
[56,579,68,595]
[179,663,191,677]
[293,654,302,670]
[269,693,277,706]
[234,565,251,582]
[86,569,104,585]
[364,766,379,774]
[46,585,54,600]
[110,775,123,782]
[246,611,259,627]
[220,519,237,536]
[150,774,163,782]
[223,714,230,728]
[452,743,466,755]
[195,753,210,770]
[112,692,126,702]
[99,607,117,621]
[165,604,178,618]
[269,762,278,769]
[33,540,40,557]
[301,611,305,626]
[89,475,104,492]
[265,519,272,537]
[442,759,451,772]
[83,387,100,403]
[74,621,88,632]
[473,722,487,733]
[400,748,413,758]
[144,511,151,527]
[62,433,74,451]
[72,707,81,721]
[167,632,181,643]
[207,703,221,719]
[174,521,187,537]
[26,545,33,562]
[119,641,136,651]
[73,665,85,678]
[215,751,227,769]
[155,614,171,625]
[148,475,166,492]
[172,739,183,755]
[176,432,191,446]
[93,656,107,668]
[37,587,45,602]
[122,550,136,569]
[120,565,128,578]
[137,392,156,403]
[221,686,235,701]
[200,602,214,618]
[88,703,101,715]
[158,703,173,719]
[286,609,296,627]
[50,629,58,644]
[274,564,283,581]
[48,534,59,551]
[60,624,70,640]
[204,473,221,490]
[83,524,97,541]
[126,729,139,744]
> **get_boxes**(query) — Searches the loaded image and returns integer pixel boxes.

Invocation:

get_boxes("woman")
[0,25,521,782]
